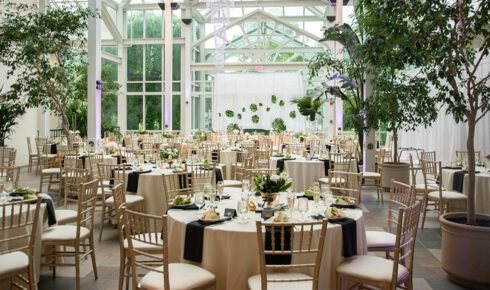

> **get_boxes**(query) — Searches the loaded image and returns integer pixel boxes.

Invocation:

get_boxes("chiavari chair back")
[161,172,194,203]
[328,171,363,204]
[185,162,216,190]
[455,150,481,163]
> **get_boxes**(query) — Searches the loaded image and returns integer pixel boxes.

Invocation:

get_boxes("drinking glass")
[287,192,295,214]
[209,187,217,208]
[194,192,205,215]
[237,199,249,224]
[242,179,250,194]
[217,181,224,202]
[287,178,293,195]
[203,183,212,202]
[4,181,13,194]
[298,197,309,221]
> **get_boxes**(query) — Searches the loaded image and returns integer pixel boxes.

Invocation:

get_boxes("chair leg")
[378,179,383,204]
[99,205,106,241]
[39,176,44,193]
[75,244,81,290]
[89,237,98,280]
[421,198,429,229]
[118,251,126,290]
[337,276,342,290]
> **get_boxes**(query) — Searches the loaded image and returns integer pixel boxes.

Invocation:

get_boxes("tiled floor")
[15,167,465,290]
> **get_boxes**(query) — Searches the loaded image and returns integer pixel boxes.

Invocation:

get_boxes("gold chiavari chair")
[0,197,42,290]
[244,168,279,184]
[328,171,363,205]
[87,153,104,181]
[318,152,352,191]
[26,137,39,173]
[62,168,89,209]
[42,180,98,290]
[122,208,216,290]
[255,148,271,169]
[161,172,194,205]
[336,200,423,290]
[185,162,216,190]
[0,166,21,188]
[420,160,466,229]
[248,219,328,290]
[366,180,416,258]
[361,150,384,203]
[39,151,61,194]
[455,150,481,163]
[409,153,438,200]
[97,163,125,241]
[420,151,436,162]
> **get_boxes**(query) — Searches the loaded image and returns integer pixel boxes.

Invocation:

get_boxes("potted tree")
[0,87,26,146]
[358,0,489,287]
[0,2,96,149]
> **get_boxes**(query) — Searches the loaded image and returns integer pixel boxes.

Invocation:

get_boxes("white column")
[87,0,102,142]
[164,0,173,130]
[364,72,376,172]
[117,4,127,135]
[183,7,192,136]
[335,0,344,136]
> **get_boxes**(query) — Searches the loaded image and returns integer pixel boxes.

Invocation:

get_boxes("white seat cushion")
[366,231,396,249]
[105,194,144,206]
[362,172,380,178]
[336,255,409,284]
[248,272,313,290]
[0,251,29,275]
[415,183,440,190]
[123,233,164,250]
[223,180,242,187]
[56,209,78,225]
[428,190,467,200]
[319,177,346,184]
[42,225,90,242]
[42,168,61,174]
[139,263,215,290]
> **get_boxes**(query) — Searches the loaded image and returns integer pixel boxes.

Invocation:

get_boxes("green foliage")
[279,100,285,106]
[250,104,258,112]
[237,113,242,120]
[266,107,270,112]
[0,91,26,146]
[272,118,286,133]
[271,95,277,104]
[253,174,292,193]
[259,103,263,106]
[193,130,207,140]
[218,113,222,117]
[251,115,260,124]
[225,110,234,118]
[289,111,297,119]
[226,123,240,132]
[291,95,326,122]
[0,2,96,147]
[242,107,246,112]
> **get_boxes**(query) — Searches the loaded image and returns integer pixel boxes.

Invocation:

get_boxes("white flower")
[280,171,289,179]
[270,174,280,182]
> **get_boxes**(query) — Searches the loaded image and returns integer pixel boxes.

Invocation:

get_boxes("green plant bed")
[243,129,270,135]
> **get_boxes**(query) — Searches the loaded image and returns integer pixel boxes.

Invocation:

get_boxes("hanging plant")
[289,111,296,119]
[225,110,234,117]
[279,100,285,106]
[218,113,222,117]
[242,107,246,112]
[250,104,258,112]
[272,118,287,133]
[291,95,326,121]
[251,114,259,124]
[271,95,277,104]
[259,103,263,106]
[226,123,240,132]
[266,107,270,112]
[237,113,242,120]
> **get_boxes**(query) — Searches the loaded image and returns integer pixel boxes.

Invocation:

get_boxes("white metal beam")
[164,0,173,130]
[128,0,325,10]
[102,0,119,10]
[101,50,122,64]
[102,38,186,46]
[87,0,102,142]
[190,62,310,71]
[101,4,122,43]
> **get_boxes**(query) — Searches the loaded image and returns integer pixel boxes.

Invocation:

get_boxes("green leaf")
[250,104,258,112]
[251,115,259,124]
[279,100,285,106]
[259,103,263,106]
[225,110,234,117]
[242,107,246,112]
[289,111,296,119]
[237,113,242,120]
[266,107,270,112]
[271,95,277,104]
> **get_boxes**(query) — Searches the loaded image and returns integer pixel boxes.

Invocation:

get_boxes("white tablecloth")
[269,157,359,192]
[167,188,367,290]
[219,150,237,179]
[0,203,47,285]
[441,166,490,214]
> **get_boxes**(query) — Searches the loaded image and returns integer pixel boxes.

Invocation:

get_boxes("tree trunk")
[60,107,72,150]
[358,131,364,162]
[392,127,398,163]
[466,114,476,225]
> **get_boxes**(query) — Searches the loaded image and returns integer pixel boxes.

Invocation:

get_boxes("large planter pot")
[440,213,490,288]
[380,162,409,189]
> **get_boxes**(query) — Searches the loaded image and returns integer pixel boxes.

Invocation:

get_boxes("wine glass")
[209,186,217,208]
[0,183,6,204]
[287,192,295,215]
[4,181,13,194]
[242,179,250,194]
[237,199,249,224]
[298,197,309,221]
[203,183,212,205]
[194,192,205,215]
[287,178,293,195]
[217,181,224,202]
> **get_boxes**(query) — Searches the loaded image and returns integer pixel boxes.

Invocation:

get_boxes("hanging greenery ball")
[251,114,259,123]
[237,113,242,120]
[259,103,263,106]
[271,95,277,104]
[266,107,270,112]
[279,100,285,106]
[225,110,235,117]
[289,111,296,119]
[250,104,258,112]
[219,113,222,117]
[242,107,246,112]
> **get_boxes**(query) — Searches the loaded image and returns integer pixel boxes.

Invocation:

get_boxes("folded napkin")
[126,170,151,193]
[42,197,57,226]
[79,155,88,168]
[167,204,199,211]
[276,159,285,172]
[297,194,315,200]
[265,226,292,265]
[320,159,331,176]
[443,166,462,169]
[184,218,230,263]
[329,217,357,257]
[50,144,57,154]
[215,168,224,183]
[325,144,331,152]
[330,203,360,209]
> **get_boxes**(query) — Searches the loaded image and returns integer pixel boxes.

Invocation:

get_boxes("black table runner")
[329,217,357,257]
[183,218,230,263]
[126,170,151,193]
[265,226,292,265]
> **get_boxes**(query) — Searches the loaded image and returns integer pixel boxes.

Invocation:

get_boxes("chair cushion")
[42,168,61,174]
[319,177,345,184]
[223,180,242,187]
[123,233,164,250]
[362,172,380,178]
[248,272,313,290]
[428,190,467,200]
[105,194,144,206]
[336,255,409,284]
[415,183,440,191]
[139,263,216,290]
[56,209,78,225]
[42,225,90,242]
[0,251,29,276]
[366,231,396,249]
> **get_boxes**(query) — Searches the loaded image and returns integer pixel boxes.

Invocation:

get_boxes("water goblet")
[287,192,295,214]
[209,187,217,208]
[217,181,224,202]
[194,192,205,215]
[237,199,249,224]
[298,197,309,221]
[242,179,250,194]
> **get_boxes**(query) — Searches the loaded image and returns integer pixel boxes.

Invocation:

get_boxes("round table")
[167,188,367,290]
[441,166,490,214]
[269,157,359,192]
[219,150,238,179]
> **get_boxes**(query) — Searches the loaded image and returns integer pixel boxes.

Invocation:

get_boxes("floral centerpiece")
[104,141,118,155]
[159,148,180,160]
[254,172,292,209]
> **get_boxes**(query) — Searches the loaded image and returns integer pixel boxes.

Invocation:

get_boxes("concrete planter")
[440,212,490,288]
[380,162,410,189]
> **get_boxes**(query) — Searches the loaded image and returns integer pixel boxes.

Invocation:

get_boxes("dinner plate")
[168,202,195,209]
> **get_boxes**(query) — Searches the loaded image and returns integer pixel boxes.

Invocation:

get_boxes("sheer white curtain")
[398,107,490,165]
[213,72,305,131]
